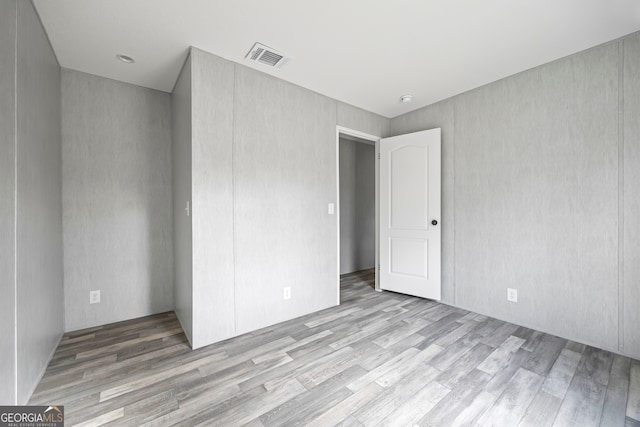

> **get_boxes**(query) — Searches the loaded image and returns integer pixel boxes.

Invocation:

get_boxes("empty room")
[1,0,640,425]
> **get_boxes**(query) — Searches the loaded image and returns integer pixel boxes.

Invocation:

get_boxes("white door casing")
[379,128,441,300]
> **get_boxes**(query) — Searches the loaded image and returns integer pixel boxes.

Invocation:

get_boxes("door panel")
[390,146,428,229]
[390,237,428,278]
[380,128,441,300]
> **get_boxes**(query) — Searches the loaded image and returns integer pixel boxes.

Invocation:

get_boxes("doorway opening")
[336,126,380,304]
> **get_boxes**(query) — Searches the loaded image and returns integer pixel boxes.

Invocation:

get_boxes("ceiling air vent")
[245,43,290,68]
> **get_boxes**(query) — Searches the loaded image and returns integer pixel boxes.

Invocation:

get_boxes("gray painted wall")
[623,33,640,358]
[61,69,173,332]
[340,139,356,274]
[355,142,376,270]
[389,33,640,359]
[190,48,236,347]
[175,48,389,348]
[171,55,193,344]
[0,0,17,405]
[340,138,376,274]
[233,65,338,334]
[338,102,390,138]
[15,0,64,403]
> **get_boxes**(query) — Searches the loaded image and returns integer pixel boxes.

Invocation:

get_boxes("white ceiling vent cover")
[245,42,291,68]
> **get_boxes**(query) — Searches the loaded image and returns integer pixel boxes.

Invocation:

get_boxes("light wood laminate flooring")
[30,269,640,426]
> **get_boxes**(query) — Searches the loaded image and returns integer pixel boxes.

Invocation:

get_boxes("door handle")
[431,219,438,226]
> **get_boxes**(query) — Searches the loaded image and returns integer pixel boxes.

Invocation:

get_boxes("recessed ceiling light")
[400,95,413,103]
[116,54,135,64]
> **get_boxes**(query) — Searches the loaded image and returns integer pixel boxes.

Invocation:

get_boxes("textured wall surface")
[15,0,64,403]
[339,139,356,274]
[337,102,390,138]
[454,42,619,350]
[62,69,173,332]
[190,49,236,347]
[234,65,339,334]
[0,0,16,405]
[174,49,391,349]
[340,138,375,274]
[355,142,376,270]
[390,35,638,358]
[623,33,640,357]
[171,55,193,344]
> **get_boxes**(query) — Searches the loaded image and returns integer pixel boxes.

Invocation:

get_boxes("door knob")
[431,220,438,226]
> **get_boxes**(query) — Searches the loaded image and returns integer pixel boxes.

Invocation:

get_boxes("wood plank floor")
[31,269,640,426]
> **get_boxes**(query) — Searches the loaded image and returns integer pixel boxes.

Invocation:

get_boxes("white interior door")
[379,128,441,300]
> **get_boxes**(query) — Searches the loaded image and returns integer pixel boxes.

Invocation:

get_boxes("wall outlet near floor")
[283,287,291,300]
[507,288,518,303]
[90,290,101,304]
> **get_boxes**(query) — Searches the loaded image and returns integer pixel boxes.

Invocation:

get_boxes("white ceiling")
[34,0,640,118]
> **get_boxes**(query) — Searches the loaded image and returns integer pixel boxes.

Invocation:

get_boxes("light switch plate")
[507,288,518,303]
[90,290,101,304]
[328,203,335,215]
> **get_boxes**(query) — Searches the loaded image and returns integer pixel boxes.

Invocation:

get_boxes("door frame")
[336,126,381,304]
